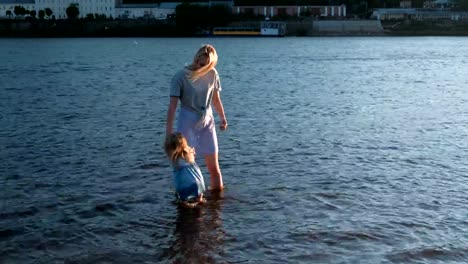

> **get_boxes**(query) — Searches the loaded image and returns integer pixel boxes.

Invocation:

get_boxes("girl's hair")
[164,133,195,164]
[187,44,218,82]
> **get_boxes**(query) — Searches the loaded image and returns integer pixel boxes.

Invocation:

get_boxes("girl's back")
[173,158,205,201]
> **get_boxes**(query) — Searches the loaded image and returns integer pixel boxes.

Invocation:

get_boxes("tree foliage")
[66,4,80,19]
[45,8,53,18]
[38,10,45,19]
[14,6,28,16]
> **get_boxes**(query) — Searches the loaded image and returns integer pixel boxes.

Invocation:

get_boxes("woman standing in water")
[166,44,228,191]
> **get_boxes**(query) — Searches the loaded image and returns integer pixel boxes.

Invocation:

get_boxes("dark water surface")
[1,37,468,263]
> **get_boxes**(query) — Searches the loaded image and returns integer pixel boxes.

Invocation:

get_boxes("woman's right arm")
[166,96,179,137]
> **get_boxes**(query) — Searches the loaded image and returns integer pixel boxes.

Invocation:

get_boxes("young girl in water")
[165,132,206,208]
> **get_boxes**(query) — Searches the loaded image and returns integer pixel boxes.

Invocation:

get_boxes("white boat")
[260,21,286,36]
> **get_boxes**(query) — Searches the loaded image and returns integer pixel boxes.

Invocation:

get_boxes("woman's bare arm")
[166,96,179,136]
[212,91,227,130]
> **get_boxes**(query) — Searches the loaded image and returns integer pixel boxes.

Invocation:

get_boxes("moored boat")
[213,21,286,36]
[212,27,261,36]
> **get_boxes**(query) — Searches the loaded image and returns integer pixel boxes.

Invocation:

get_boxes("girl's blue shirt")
[172,159,205,201]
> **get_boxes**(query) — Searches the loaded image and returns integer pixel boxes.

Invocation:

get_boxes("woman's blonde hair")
[164,133,195,164]
[187,44,218,82]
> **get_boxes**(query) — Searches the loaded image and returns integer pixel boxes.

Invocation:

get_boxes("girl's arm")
[166,96,179,136]
[212,91,227,130]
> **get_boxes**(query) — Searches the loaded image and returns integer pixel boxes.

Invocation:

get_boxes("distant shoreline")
[2,19,468,37]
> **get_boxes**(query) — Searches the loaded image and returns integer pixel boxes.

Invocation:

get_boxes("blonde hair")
[164,133,195,164]
[187,44,218,82]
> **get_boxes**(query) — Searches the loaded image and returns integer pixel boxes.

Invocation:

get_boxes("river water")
[1,37,467,263]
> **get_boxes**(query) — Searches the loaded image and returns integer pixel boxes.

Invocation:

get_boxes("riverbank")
[381,20,468,36]
[2,19,468,37]
[0,19,179,37]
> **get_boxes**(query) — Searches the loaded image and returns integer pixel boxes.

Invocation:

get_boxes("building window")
[243,7,254,15]
[277,8,287,16]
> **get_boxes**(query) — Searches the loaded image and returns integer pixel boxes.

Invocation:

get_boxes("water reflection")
[2,38,468,263]
[160,192,225,263]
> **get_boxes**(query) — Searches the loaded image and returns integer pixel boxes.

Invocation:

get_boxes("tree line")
[3,4,113,20]
[64,4,114,20]
[5,6,54,19]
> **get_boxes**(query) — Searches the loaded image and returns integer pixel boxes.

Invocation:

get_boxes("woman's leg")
[205,152,224,191]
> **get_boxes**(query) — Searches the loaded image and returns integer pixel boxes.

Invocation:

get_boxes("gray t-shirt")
[170,68,222,115]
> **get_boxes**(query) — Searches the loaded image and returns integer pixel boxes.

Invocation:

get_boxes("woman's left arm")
[212,91,227,131]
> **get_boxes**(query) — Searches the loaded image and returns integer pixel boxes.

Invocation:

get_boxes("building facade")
[115,4,173,19]
[114,0,232,20]
[234,5,347,18]
[373,8,468,20]
[2,1,350,20]
[423,0,455,8]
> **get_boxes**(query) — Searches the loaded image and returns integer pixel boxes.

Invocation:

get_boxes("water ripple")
[1,37,468,264]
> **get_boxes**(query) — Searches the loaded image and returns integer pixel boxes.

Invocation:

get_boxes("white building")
[34,0,118,19]
[1,0,233,20]
[0,0,35,18]
[424,0,455,8]
[234,5,347,18]
[115,4,173,19]
[209,0,233,7]
[115,1,233,20]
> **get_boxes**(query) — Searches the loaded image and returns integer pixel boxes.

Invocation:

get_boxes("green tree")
[96,14,107,20]
[29,10,36,18]
[66,4,79,19]
[86,13,95,20]
[45,8,53,18]
[38,10,45,19]
[6,10,12,18]
[14,6,27,16]
[14,6,20,16]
